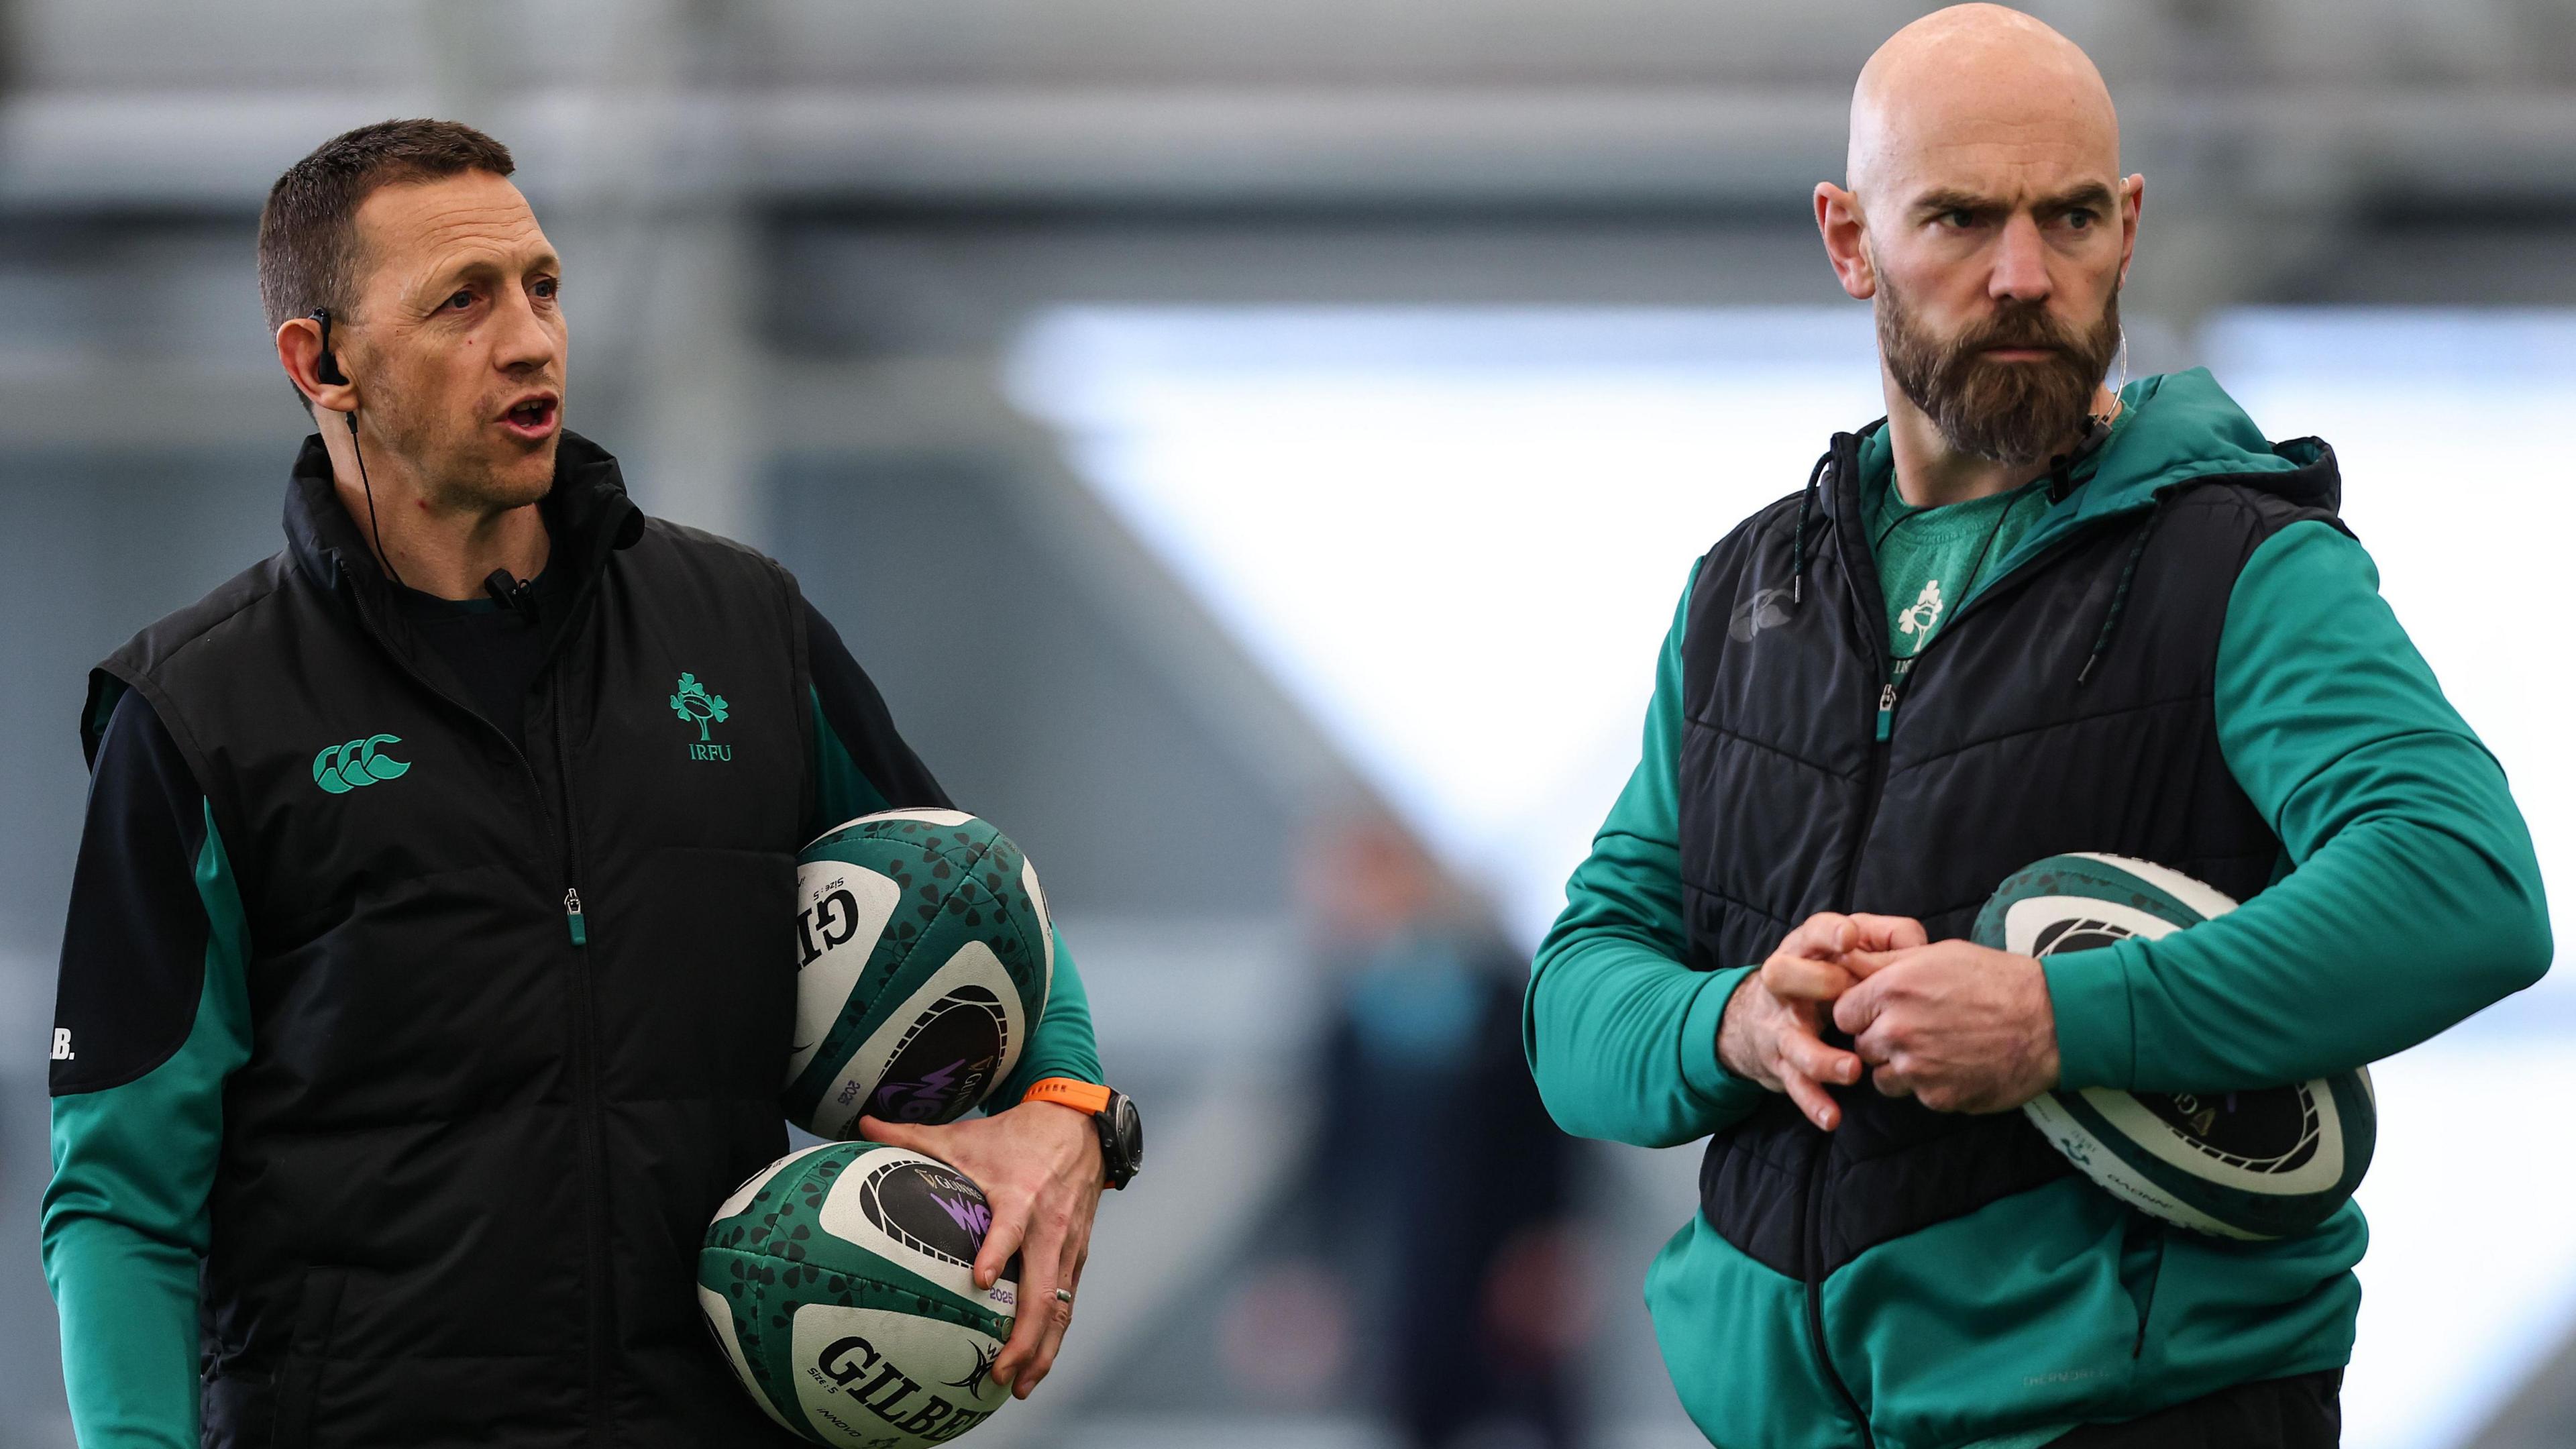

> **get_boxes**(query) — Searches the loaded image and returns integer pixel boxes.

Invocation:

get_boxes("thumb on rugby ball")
[855,1114,934,1151]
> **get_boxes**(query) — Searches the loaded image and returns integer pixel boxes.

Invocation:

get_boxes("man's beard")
[1878,274,2122,468]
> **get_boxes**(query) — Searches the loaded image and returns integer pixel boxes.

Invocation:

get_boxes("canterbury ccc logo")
[313,734,411,794]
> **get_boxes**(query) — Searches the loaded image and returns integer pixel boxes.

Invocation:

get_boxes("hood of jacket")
[1981,366,2340,585]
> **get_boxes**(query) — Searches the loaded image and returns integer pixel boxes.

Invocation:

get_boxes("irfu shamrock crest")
[669,672,731,742]
[1896,578,1944,639]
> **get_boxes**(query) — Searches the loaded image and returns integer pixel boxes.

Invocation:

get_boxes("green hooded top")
[1527,370,2550,1447]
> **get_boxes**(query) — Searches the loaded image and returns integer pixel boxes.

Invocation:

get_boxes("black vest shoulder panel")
[1677,435,2345,1281]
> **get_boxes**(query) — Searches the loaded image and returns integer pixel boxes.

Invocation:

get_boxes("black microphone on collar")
[483,569,540,624]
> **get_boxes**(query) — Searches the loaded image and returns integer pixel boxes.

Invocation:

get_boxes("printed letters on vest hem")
[1675,432,2345,1279]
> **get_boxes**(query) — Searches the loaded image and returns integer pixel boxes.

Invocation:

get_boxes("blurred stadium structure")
[3,3,2574,1447]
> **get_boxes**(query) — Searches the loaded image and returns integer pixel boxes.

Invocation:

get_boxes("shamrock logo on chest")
[669,672,734,761]
[1896,578,1945,641]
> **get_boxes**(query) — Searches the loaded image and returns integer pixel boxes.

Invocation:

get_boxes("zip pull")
[1875,658,1919,743]
[564,888,588,946]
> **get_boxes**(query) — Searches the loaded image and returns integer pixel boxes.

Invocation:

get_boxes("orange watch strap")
[1022,1077,1112,1115]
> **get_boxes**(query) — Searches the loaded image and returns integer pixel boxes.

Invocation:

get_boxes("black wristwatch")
[1025,1078,1145,1189]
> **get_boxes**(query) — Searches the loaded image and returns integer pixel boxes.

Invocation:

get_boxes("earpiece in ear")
[309,308,349,388]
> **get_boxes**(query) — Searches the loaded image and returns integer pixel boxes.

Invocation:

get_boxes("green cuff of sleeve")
[2042,945,2137,1090]
[1681,965,1766,1108]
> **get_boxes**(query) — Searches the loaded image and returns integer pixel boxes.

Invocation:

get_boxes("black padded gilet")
[1677,427,2345,1282]
[88,434,815,1448]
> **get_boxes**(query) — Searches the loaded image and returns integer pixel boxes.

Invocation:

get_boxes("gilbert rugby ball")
[1974,853,2375,1240]
[784,812,1054,1138]
[700,1142,1016,1446]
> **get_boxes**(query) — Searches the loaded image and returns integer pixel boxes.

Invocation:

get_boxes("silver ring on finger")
[1053,1288,1074,1305]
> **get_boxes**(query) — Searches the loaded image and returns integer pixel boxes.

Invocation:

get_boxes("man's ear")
[1815,182,1876,301]
[276,315,356,417]
[2118,172,2145,288]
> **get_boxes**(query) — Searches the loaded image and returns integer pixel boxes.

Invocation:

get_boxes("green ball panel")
[785,813,1053,1134]
[700,1143,1016,1446]
[2326,1067,2378,1193]
[701,1144,1014,1337]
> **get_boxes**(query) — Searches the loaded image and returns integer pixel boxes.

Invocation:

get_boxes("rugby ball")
[786,812,1055,1138]
[1974,853,2376,1240]
[700,1142,1017,1447]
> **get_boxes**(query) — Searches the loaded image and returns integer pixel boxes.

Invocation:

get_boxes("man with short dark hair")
[44,117,1131,1447]
[1527,8,2548,1446]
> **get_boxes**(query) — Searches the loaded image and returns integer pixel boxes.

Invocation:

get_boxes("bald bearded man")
[1527,8,2547,1448]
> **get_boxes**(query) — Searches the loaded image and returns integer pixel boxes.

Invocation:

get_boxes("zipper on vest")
[331,550,615,1441]
[1809,734,1888,1448]
[1807,440,1884,1446]
[1872,667,1908,742]
[1802,682,1890,1448]
[1804,1144,1874,1444]
[1811,531,2097,1442]
[1875,656,1923,741]
[549,698,610,1445]
[1800,460,2123,1447]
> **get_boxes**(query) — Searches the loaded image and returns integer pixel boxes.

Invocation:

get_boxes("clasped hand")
[1717,912,2060,1130]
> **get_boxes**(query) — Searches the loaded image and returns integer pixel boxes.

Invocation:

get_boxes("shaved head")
[1816,4,2141,486]
[1849,5,2118,202]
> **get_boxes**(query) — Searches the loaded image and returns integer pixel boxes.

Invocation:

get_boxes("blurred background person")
[0,5,2571,1448]
[1303,814,1585,1449]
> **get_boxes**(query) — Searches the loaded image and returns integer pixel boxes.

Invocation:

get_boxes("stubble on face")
[1876,268,2121,468]
[347,174,565,517]
[360,366,557,515]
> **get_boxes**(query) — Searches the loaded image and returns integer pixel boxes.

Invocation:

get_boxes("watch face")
[1115,1096,1144,1175]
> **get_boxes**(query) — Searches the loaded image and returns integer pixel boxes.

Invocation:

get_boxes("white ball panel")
[2063,853,2243,921]
[814,1150,1021,1320]
[788,1304,1009,1449]
[855,808,979,829]
[790,863,904,1084]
